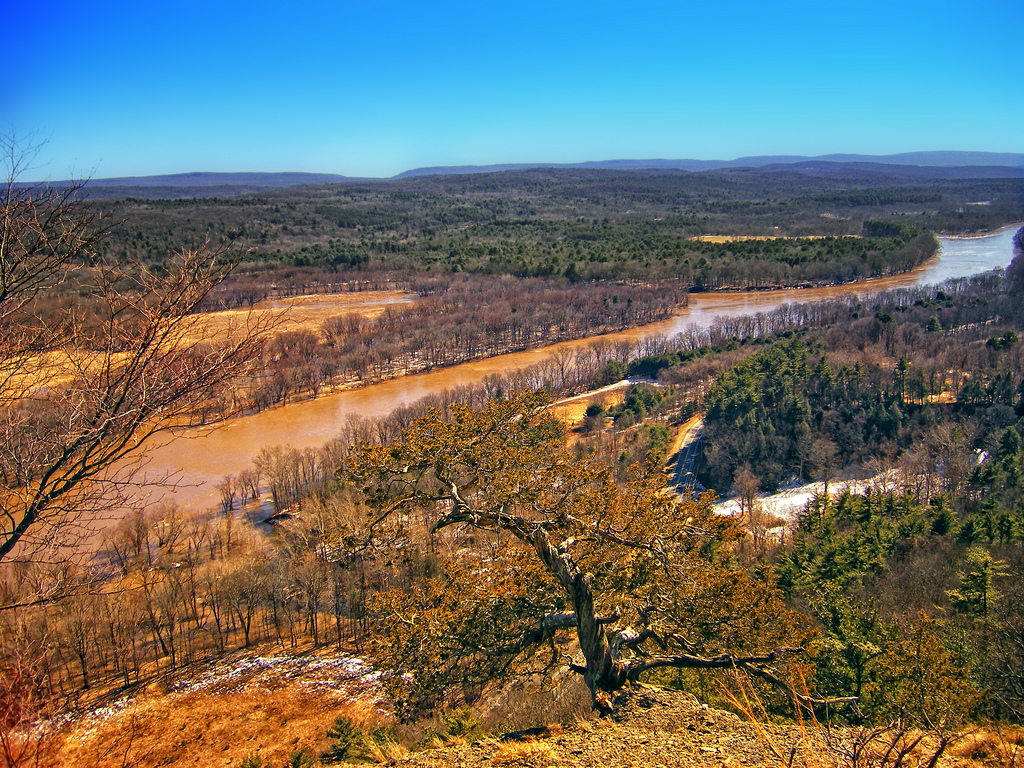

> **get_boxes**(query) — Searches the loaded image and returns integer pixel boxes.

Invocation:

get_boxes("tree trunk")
[531,532,623,706]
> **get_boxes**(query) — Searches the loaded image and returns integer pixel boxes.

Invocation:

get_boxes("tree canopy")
[344,391,810,717]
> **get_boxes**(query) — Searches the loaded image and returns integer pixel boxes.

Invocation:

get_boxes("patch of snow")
[714,474,893,523]
[64,652,382,732]
[170,653,378,697]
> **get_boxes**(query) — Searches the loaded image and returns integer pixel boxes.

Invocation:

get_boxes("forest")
[236,277,685,412]
[31,166,1009,420]
[88,166,1023,302]
[692,261,1024,722]
[7,252,1024,738]
[2,157,1024,765]
[699,270,1024,493]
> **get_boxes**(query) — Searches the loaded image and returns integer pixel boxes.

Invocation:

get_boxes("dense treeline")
[677,259,1024,718]
[190,224,936,306]
[217,277,685,415]
[813,190,945,207]
[776,483,1024,718]
[700,272,1024,492]
[86,168,1021,298]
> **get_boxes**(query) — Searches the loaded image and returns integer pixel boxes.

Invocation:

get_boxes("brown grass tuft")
[952,728,1024,767]
[491,740,559,765]
[572,715,594,733]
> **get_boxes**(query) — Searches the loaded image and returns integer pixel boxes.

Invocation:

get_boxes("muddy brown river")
[132,226,1021,513]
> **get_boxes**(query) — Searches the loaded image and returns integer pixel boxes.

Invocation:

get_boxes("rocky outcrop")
[395,687,807,768]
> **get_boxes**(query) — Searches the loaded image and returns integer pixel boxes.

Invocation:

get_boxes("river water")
[134,226,1022,513]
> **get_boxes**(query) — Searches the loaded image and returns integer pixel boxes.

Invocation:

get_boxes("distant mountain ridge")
[71,171,354,187]
[758,160,1024,179]
[396,151,1024,177]
[20,171,358,200]
[23,152,1024,198]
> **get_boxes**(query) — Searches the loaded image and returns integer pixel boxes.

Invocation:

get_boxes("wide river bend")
[135,226,1022,513]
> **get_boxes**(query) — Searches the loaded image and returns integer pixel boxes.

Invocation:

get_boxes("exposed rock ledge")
[394,687,808,768]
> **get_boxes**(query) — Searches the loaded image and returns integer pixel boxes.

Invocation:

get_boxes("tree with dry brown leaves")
[345,391,825,717]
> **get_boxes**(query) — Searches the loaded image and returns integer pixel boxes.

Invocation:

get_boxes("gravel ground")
[394,687,810,768]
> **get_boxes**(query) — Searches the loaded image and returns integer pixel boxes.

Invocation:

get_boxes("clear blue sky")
[5,0,1021,179]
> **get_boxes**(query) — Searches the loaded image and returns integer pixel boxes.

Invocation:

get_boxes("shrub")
[240,752,267,768]
[322,714,399,764]
[441,706,484,742]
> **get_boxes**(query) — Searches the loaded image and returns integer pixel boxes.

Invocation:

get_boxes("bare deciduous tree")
[0,629,55,767]
[0,138,268,564]
[809,437,839,498]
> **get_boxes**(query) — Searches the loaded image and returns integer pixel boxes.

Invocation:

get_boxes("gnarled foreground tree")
[1,139,267,565]
[346,391,827,716]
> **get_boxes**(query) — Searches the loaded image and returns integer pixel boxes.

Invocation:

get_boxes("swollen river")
[133,226,1021,513]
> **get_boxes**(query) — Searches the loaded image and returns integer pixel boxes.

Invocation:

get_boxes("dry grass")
[720,673,978,768]
[53,689,377,767]
[191,290,415,343]
[491,740,560,765]
[50,651,385,767]
[9,349,136,392]
[353,724,409,764]
[549,388,626,430]
[951,728,1024,767]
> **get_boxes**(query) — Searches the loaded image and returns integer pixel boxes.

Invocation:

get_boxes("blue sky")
[5,0,1021,179]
